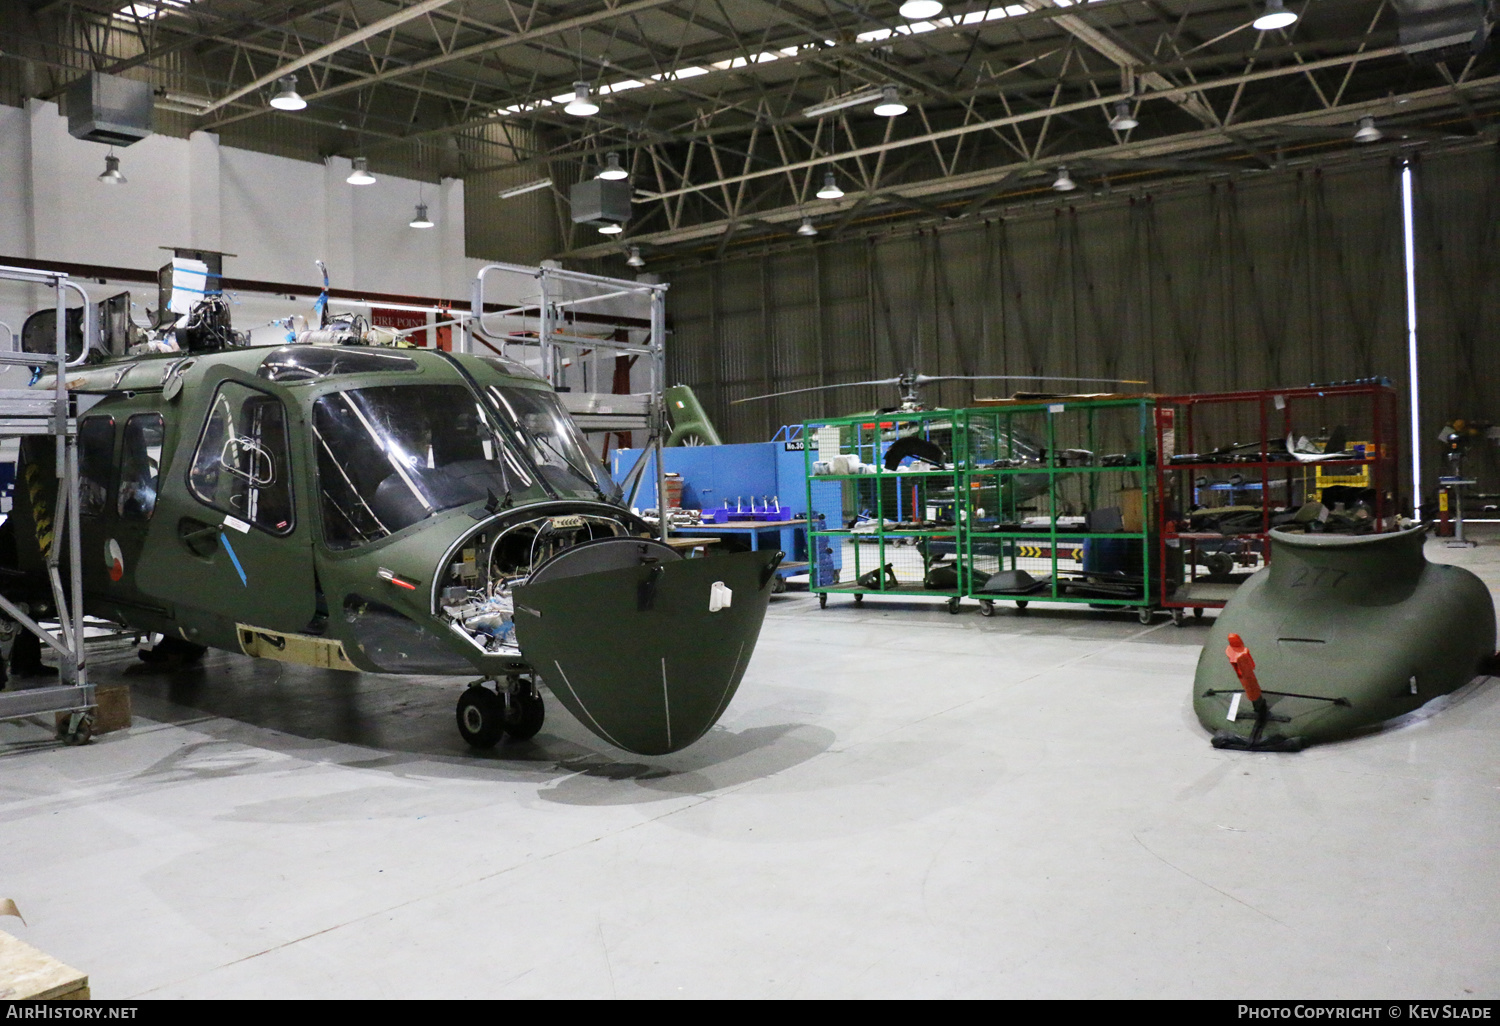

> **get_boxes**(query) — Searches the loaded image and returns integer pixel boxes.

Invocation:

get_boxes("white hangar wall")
[0,98,481,343]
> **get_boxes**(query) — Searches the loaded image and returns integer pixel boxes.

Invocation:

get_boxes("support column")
[323,157,355,289]
[188,131,221,252]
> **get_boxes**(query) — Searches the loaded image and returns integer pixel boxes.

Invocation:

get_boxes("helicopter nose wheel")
[500,675,546,741]
[457,678,547,748]
[457,684,506,748]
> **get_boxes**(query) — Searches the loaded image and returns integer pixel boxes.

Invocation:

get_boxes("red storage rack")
[1154,382,1401,623]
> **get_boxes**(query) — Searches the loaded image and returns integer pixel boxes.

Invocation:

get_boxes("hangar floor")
[3,533,1498,999]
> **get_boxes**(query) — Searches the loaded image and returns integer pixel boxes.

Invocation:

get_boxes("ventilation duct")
[1393,0,1492,61]
[66,72,154,146]
[570,178,631,231]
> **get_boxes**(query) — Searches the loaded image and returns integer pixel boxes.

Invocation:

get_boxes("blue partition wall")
[609,438,840,585]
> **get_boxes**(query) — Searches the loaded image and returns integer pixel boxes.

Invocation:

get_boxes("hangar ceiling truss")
[4,0,1498,262]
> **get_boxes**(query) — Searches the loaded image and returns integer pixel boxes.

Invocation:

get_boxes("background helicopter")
[0,256,781,757]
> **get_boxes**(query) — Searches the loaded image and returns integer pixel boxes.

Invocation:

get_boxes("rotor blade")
[730,378,902,404]
[912,374,1148,386]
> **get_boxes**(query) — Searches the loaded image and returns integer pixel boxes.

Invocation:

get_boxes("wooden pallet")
[0,930,89,1000]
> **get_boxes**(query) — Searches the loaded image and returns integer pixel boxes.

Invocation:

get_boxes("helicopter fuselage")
[2,344,781,754]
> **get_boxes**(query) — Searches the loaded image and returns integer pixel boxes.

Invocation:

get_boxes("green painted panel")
[514,549,779,755]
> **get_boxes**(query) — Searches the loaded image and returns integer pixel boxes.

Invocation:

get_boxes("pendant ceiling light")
[1253,0,1298,31]
[626,246,646,269]
[598,222,623,235]
[1353,116,1383,144]
[1052,167,1077,192]
[269,74,307,111]
[816,172,844,200]
[97,152,126,185]
[565,81,599,116]
[872,84,908,117]
[1108,99,1138,132]
[409,202,434,228]
[597,152,628,180]
[899,1,944,19]
[346,157,376,185]
[797,217,818,237]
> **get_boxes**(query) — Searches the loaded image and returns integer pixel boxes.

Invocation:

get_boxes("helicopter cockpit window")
[312,384,541,550]
[118,413,164,521]
[188,382,294,535]
[486,386,617,500]
[256,346,419,383]
[78,417,114,517]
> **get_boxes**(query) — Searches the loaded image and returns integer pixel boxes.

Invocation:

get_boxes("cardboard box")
[1119,487,1146,533]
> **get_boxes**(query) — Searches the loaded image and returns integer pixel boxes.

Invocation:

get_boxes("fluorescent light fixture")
[797,217,818,237]
[1108,99,1138,132]
[98,152,126,185]
[565,81,599,117]
[346,157,376,185]
[409,202,434,228]
[1402,161,1421,512]
[626,246,646,269]
[1052,167,1077,192]
[1253,0,1297,31]
[597,222,623,235]
[270,74,307,111]
[899,0,944,18]
[500,178,552,199]
[1353,116,1383,143]
[598,152,628,180]
[872,84,908,117]
[816,172,844,200]
[803,87,884,118]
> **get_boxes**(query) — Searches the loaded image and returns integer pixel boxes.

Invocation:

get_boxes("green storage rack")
[961,396,1159,622]
[804,397,1161,619]
[803,410,968,611]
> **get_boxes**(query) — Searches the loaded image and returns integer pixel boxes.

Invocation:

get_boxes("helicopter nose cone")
[513,547,781,755]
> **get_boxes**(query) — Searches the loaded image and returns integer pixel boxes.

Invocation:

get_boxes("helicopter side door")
[137,374,316,635]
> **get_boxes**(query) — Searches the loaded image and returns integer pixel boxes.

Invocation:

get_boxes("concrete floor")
[2,533,1498,999]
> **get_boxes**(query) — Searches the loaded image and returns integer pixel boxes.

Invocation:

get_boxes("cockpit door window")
[187,382,294,535]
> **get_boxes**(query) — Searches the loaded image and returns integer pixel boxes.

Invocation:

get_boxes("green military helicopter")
[0,261,781,756]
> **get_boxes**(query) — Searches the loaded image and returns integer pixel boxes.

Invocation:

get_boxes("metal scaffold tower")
[0,264,92,741]
[468,262,669,539]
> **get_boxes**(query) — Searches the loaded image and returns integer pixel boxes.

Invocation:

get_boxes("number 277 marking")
[1289,567,1348,589]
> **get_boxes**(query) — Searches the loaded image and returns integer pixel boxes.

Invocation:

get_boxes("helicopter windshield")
[485,385,619,502]
[312,384,545,549]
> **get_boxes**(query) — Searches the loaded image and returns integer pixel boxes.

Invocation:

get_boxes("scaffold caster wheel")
[854,593,863,606]
[456,684,505,749]
[1194,607,1205,620]
[1172,608,1187,627]
[979,600,995,617]
[501,678,545,741]
[1138,607,1154,625]
[818,593,828,609]
[1015,600,1029,613]
[58,711,93,746]
[947,597,961,614]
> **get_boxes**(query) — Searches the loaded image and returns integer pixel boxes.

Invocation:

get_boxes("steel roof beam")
[195,0,462,116]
